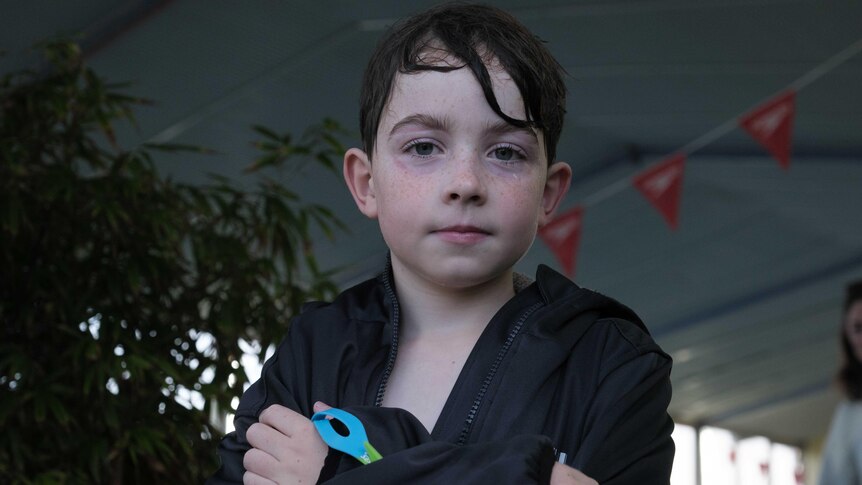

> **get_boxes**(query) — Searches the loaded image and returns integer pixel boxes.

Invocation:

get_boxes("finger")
[246,422,288,457]
[313,401,332,413]
[242,469,277,485]
[551,462,598,485]
[259,404,309,438]
[565,466,597,485]
[313,401,334,420]
[243,447,280,478]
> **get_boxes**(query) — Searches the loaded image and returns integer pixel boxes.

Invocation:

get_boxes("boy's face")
[345,56,571,290]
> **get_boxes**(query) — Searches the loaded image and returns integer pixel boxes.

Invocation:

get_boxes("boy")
[208,3,674,484]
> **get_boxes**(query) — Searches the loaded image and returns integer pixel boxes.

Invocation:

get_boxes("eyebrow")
[388,114,451,139]
[484,119,539,142]
[388,113,538,142]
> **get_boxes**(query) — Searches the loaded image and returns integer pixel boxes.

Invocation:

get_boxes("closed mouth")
[434,225,490,234]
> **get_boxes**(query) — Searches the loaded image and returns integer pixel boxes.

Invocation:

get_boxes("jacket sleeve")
[206,319,312,485]
[318,406,557,485]
[571,318,675,484]
[211,383,558,485]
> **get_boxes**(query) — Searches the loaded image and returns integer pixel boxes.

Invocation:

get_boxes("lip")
[433,225,491,244]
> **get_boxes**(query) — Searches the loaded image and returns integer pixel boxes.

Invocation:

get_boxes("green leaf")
[45,393,70,426]
[244,153,281,173]
[104,404,119,429]
[33,397,46,423]
[251,124,283,142]
[142,142,218,154]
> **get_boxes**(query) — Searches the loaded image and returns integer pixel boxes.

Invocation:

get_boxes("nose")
[443,152,487,205]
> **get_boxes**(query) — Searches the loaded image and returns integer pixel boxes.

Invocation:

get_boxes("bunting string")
[542,36,862,277]
[789,37,862,91]
[581,35,862,209]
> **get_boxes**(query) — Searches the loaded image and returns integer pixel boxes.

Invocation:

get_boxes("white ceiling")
[4,0,861,446]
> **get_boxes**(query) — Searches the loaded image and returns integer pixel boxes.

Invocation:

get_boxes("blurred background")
[3,1,861,483]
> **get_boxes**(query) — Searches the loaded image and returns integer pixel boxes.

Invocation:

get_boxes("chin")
[433,274,498,289]
[426,261,518,289]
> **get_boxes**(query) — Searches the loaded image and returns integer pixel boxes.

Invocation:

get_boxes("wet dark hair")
[359,2,567,164]
[838,279,862,400]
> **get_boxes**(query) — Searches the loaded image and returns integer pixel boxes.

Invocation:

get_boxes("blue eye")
[494,147,515,161]
[491,144,526,163]
[404,140,437,157]
[413,142,435,156]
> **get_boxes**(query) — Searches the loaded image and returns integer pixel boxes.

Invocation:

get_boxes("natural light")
[671,424,697,485]
[666,424,805,485]
[223,341,273,433]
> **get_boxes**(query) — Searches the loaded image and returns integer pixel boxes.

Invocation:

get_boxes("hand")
[550,462,598,485]
[243,402,331,485]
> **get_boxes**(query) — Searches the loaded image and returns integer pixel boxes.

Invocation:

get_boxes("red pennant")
[739,90,796,169]
[632,153,686,230]
[539,206,584,277]
[794,465,805,484]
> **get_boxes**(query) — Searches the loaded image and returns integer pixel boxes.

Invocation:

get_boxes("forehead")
[382,63,526,127]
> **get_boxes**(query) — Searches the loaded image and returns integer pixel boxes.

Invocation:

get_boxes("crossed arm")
[208,317,672,484]
[241,402,596,485]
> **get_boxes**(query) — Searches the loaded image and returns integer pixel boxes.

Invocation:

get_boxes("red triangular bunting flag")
[632,153,686,230]
[739,90,796,169]
[539,206,584,277]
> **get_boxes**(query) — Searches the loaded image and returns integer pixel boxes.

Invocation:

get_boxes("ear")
[343,147,378,219]
[538,161,572,226]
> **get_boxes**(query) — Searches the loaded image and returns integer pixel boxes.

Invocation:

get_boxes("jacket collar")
[533,263,650,335]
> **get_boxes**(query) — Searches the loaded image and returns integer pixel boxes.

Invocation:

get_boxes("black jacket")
[208,263,674,484]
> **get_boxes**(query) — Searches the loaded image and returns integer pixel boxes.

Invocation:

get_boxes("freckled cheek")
[497,178,546,211]
[376,173,428,217]
[494,193,544,243]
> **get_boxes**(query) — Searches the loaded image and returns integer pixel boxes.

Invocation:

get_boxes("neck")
[390,260,515,341]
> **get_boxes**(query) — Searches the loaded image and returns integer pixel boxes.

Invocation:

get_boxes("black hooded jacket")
[207,263,674,484]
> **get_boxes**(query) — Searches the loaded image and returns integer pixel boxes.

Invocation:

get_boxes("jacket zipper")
[374,265,400,407]
[456,301,542,445]
[374,263,544,445]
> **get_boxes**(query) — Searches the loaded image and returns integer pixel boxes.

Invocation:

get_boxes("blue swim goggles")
[312,407,383,465]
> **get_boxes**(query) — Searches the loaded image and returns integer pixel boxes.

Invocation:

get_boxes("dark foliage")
[0,41,346,484]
